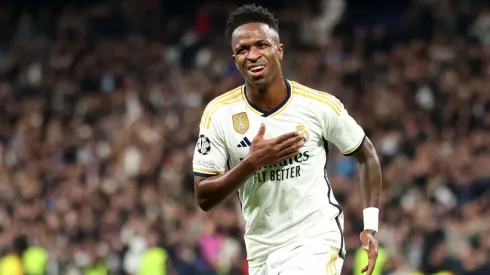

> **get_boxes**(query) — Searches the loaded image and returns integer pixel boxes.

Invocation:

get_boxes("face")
[231,22,283,89]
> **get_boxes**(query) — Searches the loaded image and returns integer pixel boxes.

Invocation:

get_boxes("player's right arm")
[193,121,304,212]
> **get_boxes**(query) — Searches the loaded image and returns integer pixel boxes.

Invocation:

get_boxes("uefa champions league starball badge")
[197,135,211,155]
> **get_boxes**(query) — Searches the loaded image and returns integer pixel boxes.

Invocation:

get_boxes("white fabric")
[248,242,344,275]
[193,80,365,266]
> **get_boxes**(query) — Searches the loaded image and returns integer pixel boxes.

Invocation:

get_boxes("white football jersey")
[193,80,365,266]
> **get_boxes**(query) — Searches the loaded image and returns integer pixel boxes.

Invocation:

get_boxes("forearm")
[353,138,382,232]
[196,156,257,211]
[358,156,382,208]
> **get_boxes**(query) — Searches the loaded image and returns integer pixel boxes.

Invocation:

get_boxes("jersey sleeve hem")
[343,135,366,156]
[193,168,224,177]
[194,172,219,177]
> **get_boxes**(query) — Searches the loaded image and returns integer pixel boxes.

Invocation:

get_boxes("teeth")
[249,66,264,72]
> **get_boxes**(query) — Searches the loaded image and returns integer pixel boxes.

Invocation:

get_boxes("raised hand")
[248,123,304,170]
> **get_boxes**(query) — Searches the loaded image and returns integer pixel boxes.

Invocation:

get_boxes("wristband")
[363,207,379,232]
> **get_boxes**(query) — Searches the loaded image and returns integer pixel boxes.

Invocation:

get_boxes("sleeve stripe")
[301,87,343,111]
[201,87,240,125]
[292,83,343,111]
[193,168,224,175]
[194,172,218,177]
[294,89,342,116]
[203,95,243,128]
[200,88,242,128]
[343,135,366,156]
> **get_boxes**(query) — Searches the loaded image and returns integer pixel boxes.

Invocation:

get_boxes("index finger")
[366,252,377,275]
[275,131,299,143]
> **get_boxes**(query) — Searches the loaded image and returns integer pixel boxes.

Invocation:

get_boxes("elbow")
[197,200,213,212]
[195,194,215,212]
[194,180,214,212]
[194,175,226,212]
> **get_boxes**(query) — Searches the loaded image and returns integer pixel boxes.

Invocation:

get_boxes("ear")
[277,43,284,60]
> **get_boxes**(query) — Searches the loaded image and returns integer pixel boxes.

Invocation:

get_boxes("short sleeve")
[322,99,366,156]
[193,117,228,177]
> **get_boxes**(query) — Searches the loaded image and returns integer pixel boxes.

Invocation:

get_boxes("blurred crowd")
[0,0,489,274]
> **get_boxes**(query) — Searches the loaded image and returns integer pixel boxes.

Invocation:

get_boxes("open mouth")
[247,65,265,77]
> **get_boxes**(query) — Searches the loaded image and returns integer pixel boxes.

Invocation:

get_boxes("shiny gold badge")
[232,112,250,134]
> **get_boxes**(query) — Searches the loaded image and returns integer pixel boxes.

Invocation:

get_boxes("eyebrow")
[235,39,268,50]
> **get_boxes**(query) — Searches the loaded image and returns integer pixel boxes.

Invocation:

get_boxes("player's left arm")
[322,99,381,275]
[351,137,382,275]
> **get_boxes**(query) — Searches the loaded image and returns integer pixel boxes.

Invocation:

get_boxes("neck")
[245,74,287,112]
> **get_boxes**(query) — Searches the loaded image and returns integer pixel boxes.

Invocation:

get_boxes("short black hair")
[225,4,279,41]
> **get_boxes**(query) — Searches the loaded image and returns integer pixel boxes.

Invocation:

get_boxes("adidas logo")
[237,137,252,148]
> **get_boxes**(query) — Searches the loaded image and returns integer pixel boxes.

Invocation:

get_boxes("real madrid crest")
[296,124,309,143]
[232,112,250,135]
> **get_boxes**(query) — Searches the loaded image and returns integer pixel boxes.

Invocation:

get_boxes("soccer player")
[192,4,382,275]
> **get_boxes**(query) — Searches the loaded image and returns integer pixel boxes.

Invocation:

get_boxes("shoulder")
[290,81,343,117]
[200,86,244,128]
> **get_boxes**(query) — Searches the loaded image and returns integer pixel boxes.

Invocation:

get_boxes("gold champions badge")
[232,112,250,134]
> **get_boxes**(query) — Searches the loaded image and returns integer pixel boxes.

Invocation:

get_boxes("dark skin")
[194,22,382,275]
[353,138,382,275]
[232,22,286,110]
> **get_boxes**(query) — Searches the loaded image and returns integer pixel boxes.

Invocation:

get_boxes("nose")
[246,46,261,61]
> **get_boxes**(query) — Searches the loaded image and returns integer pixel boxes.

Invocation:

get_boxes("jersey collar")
[243,79,293,117]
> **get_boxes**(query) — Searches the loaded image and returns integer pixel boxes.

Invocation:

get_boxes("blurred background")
[0,0,489,274]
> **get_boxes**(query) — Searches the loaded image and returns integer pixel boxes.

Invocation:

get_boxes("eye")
[236,48,247,55]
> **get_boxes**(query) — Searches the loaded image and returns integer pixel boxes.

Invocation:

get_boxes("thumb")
[256,123,266,138]
[360,235,370,251]
[362,243,370,251]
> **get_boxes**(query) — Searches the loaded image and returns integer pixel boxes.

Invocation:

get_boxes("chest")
[222,107,323,164]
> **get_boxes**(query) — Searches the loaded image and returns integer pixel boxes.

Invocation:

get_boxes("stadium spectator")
[0,0,488,274]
